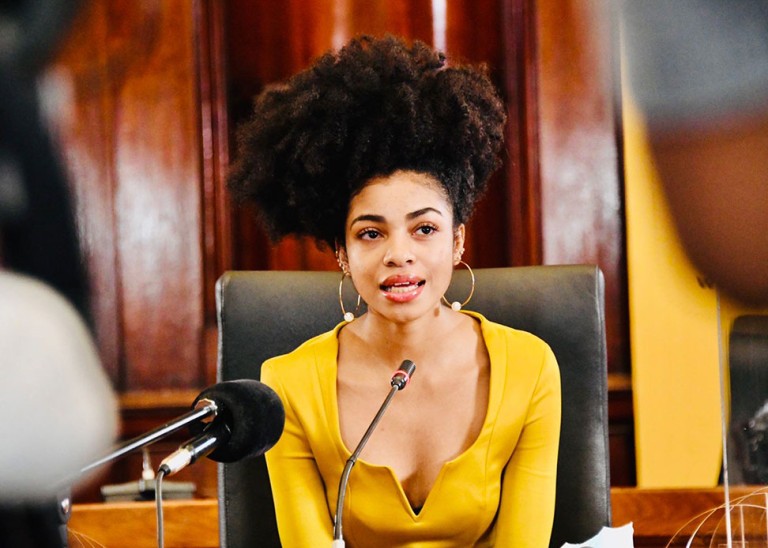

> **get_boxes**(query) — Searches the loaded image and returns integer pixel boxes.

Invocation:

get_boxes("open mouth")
[380,279,426,293]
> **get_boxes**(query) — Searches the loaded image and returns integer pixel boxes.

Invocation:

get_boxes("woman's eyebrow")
[349,214,385,226]
[406,207,443,220]
[349,207,443,226]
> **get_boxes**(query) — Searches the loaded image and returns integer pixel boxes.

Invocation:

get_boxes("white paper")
[561,522,634,548]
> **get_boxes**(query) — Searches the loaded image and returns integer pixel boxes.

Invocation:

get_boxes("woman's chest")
[337,371,490,506]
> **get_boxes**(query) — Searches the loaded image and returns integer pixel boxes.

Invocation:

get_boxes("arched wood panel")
[225,0,515,271]
[48,1,207,391]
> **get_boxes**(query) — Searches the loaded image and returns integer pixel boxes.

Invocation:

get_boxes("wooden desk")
[68,487,764,547]
[612,486,765,547]
[68,500,218,548]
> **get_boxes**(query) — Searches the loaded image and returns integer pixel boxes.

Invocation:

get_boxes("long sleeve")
[257,317,561,547]
[262,361,335,547]
[493,346,561,547]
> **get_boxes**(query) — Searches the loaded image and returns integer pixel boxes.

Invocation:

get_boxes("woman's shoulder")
[261,324,341,378]
[465,310,553,352]
[465,310,559,385]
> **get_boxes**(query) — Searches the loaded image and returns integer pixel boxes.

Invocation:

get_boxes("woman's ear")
[453,224,466,265]
[335,244,350,274]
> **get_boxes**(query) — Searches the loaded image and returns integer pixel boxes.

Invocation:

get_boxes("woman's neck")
[343,306,465,370]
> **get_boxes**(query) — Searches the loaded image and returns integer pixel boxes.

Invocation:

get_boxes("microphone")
[159,379,285,475]
[332,360,416,547]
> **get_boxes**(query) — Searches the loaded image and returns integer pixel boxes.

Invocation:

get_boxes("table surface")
[67,486,767,548]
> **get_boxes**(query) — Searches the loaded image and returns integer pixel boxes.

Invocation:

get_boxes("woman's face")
[340,170,465,325]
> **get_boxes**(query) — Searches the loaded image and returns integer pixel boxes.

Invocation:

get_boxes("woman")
[228,35,561,547]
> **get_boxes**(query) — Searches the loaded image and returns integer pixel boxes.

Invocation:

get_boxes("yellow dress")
[262,311,561,547]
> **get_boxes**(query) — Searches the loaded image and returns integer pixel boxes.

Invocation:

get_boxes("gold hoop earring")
[441,261,475,311]
[339,272,362,322]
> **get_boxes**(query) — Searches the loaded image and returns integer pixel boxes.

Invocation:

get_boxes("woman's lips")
[380,276,426,303]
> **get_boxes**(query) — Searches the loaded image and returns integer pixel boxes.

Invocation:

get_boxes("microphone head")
[192,379,285,463]
[391,359,416,390]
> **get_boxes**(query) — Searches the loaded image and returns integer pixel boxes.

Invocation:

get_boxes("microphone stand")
[78,398,217,478]
[332,360,415,547]
[44,399,217,548]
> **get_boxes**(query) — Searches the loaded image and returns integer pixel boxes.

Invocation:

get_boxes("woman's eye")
[359,229,381,240]
[416,225,436,236]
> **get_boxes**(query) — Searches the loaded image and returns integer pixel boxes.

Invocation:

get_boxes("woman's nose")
[383,234,415,266]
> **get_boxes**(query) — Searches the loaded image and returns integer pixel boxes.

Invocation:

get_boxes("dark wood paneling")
[444,0,510,268]
[110,1,205,390]
[609,373,636,486]
[48,2,122,382]
[501,0,542,265]
[197,0,232,321]
[50,1,208,391]
[534,0,628,376]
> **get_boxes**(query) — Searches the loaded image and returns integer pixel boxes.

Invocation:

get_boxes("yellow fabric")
[262,311,561,547]
[622,97,723,487]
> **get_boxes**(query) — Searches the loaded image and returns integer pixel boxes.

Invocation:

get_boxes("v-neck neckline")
[325,310,501,519]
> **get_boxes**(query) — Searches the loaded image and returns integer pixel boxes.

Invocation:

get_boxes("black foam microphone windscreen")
[192,379,285,463]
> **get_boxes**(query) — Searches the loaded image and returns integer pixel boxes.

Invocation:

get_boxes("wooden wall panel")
[198,0,233,328]
[112,1,205,390]
[49,1,207,391]
[534,0,629,375]
[501,0,541,265]
[46,3,122,382]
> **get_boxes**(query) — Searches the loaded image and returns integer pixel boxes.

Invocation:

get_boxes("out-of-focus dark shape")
[622,0,768,305]
[0,0,89,320]
[0,0,83,76]
[0,3,118,548]
[728,315,768,484]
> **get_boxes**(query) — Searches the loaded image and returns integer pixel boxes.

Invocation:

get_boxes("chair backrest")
[216,266,611,547]
[728,315,768,484]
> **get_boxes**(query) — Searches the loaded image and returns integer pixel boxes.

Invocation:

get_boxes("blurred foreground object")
[1,1,119,546]
[0,272,117,500]
[622,0,768,305]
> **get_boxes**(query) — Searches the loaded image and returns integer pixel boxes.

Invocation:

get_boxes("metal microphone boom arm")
[332,360,416,547]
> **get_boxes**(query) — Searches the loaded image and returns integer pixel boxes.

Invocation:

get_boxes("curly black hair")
[227,35,506,248]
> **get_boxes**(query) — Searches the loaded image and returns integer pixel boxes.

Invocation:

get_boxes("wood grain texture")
[501,0,542,266]
[49,1,208,390]
[68,500,218,548]
[534,0,628,375]
[70,487,762,547]
[612,486,766,547]
[46,2,122,382]
[110,0,204,389]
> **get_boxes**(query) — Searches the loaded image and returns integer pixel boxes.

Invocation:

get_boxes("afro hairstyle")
[227,34,506,249]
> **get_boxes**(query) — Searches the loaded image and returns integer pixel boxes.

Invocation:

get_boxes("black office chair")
[216,266,611,547]
[728,315,768,485]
